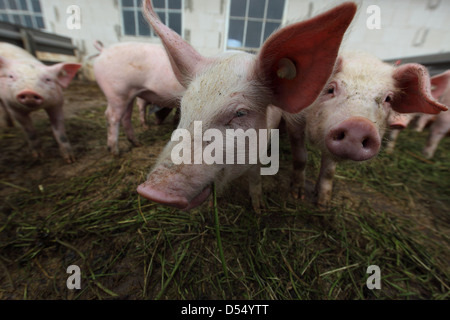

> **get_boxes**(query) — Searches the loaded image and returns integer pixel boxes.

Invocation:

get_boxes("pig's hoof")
[31,150,44,160]
[316,200,330,211]
[107,145,120,157]
[65,154,76,164]
[290,188,305,201]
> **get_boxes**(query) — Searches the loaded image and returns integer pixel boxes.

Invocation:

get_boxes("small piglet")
[93,41,185,155]
[285,51,448,208]
[422,70,450,159]
[0,42,81,163]
[137,0,357,211]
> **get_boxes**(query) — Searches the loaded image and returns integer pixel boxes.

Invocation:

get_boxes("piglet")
[0,42,81,163]
[137,0,357,211]
[93,41,185,155]
[285,51,448,208]
[422,70,450,159]
[385,111,414,154]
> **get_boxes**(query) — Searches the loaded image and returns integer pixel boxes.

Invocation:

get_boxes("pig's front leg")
[315,155,337,209]
[385,129,401,154]
[9,107,43,159]
[136,98,149,129]
[121,100,142,148]
[247,165,264,213]
[422,117,448,159]
[1,101,14,128]
[286,122,307,200]
[45,105,75,163]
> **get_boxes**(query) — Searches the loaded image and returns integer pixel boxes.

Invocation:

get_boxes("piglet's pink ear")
[49,63,81,88]
[392,64,448,114]
[257,2,356,114]
[430,70,450,100]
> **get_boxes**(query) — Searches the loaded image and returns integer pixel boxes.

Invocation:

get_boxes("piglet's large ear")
[392,64,448,114]
[257,2,356,114]
[49,63,82,88]
[430,70,450,100]
[143,0,213,87]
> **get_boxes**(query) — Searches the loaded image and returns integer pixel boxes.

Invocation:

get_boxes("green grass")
[0,82,449,299]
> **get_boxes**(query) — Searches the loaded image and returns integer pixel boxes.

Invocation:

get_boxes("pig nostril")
[334,131,346,141]
[362,138,370,148]
[34,95,40,100]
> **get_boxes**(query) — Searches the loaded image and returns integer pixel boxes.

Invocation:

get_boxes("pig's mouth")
[137,182,212,211]
[183,184,212,210]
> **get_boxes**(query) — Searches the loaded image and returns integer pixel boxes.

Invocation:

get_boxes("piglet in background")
[93,41,185,155]
[385,111,415,154]
[137,0,357,212]
[285,51,448,208]
[422,70,450,159]
[0,42,81,163]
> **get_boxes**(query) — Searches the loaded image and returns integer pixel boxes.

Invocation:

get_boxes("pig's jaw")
[137,181,212,210]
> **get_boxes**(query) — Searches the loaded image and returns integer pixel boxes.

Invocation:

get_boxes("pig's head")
[0,56,81,111]
[137,0,357,210]
[305,51,448,162]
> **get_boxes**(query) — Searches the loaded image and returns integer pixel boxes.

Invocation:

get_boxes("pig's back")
[93,42,182,97]
[0,42,39,63]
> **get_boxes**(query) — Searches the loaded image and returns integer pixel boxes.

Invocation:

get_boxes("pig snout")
[17,90,44,106]
[137,165,213,210]
[326,117,381,161]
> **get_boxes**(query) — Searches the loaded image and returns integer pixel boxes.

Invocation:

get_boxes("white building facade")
[1,0,449,61]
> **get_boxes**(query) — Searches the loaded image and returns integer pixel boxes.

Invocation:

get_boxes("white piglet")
[0,42,81,163]
[422,70,450,159]
[93,42,185,155]
[137,0,357,211]
[285,51,448,208]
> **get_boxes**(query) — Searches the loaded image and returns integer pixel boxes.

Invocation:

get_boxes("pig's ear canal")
[53,63,82,88]
[392,63,448,114]
[256,2,356,114]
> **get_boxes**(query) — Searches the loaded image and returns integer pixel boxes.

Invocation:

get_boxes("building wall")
[38,0,450,62]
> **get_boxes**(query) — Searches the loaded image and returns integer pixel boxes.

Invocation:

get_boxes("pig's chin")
[137,182,212,211]
[183,184,212,211]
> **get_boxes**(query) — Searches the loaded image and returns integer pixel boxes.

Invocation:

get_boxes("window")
[0,0,45,29]
[121,0,182,37]
[227,0,285,51]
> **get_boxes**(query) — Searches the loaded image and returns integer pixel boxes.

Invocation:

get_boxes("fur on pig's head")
[0,55,80,110]
[137,0,357,210]
[304,51,448,162]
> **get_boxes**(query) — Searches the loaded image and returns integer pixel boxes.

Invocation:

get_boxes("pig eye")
[235,109,248,118]
[8,74,14,79]
[325,83,336,96]
[45,78,52,83]
[384,92,394,103]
